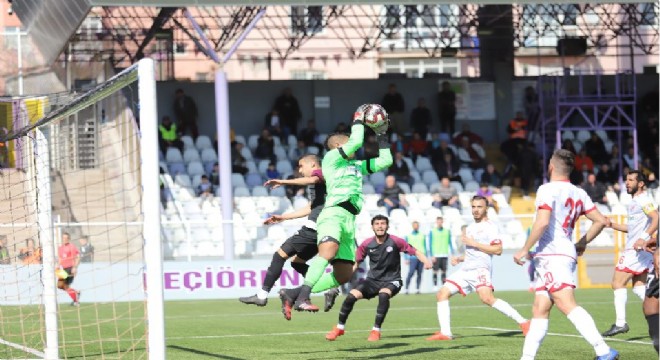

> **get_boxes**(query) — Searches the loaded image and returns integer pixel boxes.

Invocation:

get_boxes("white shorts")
[615,249,653,275]
[444,267,493,296]
[532,256,577,294]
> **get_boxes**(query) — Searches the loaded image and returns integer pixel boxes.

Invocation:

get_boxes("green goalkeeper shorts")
[316,206,356,262]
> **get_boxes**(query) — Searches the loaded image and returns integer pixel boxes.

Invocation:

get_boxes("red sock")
[67,288,78,302]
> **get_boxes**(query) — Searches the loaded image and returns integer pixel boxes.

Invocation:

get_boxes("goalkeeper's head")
[325,133,349,152]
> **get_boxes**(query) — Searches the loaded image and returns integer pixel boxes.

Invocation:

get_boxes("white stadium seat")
[183,148,201,163]
[195,135,213,151]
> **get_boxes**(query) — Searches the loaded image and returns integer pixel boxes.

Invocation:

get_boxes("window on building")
[383,58,460,78]
[291,6,323,35]
[290,70,326,80]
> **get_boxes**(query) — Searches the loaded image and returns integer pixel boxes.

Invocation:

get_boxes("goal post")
[0,58,164,359]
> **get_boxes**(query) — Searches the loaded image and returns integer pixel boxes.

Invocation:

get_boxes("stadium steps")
[0,169,39,258]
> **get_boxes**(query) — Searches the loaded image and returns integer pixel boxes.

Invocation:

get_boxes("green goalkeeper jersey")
[322,122,393,212]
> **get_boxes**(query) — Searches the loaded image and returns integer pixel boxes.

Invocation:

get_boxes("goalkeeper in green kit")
[279,104,393,318]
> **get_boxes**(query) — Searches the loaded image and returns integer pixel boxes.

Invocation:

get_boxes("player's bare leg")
[520,291,553,360]
[603,271,645,336]
[427,285,455,340]
[551,288,617,360]
[326,288,364,340]
[58,279,80,306]
[240,248,292,307]
[476,287,529,335]
[369,288,394,341]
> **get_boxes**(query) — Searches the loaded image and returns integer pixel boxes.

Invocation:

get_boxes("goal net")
[0,59,163,359]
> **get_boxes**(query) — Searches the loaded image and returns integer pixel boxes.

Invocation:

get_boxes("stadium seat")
[287,135,298,149]
[407,209,425,223]
[389,209,408,224]
[270,186,286,197]
[166,148,184,163]
[398,183,411,194]
[428,182,441,193]
[234,135,246,145]
[257,160,270,174]
[492,193,509,208]
[168,162,186,175]
[412,183,429,194]
[619,191,632,206]
[191,174,202,189]
[318,133,328,145]
[174,174,192,188]
[604,140,614,153]
[274,146,288,161]
[246,161,258,174]
[183,200,201,214]
[415,157,433,172]
[572,141,583,153]
[458,168,474,184]
[183,148,201,164]
[458,192,473,209]
[422,171,439,186]
[576,130,591,143]
[195,135,213,151]
[236,198,256,214]
[306,146,319,155]
[561,131,575,141]
[245,172,263,188]
[187,162,205,177]
[180,135,195,150]
[450,181,464,192]
[252,186,269,197]
[293,196,309,210]
[363,183,375,194]
[231,173,246,188]
[248,135,259,151]
[273,137,281,147]
[425,207,443,223]
[370,172,386,188]
[240,146,253,161]
[403,157,415,172]
[595,130,608,142]
[267,225,287,242]
[276,160,293,174]
[200,148,217,164]
[471,143,486,159]
[505,220,525,236]
[473,168,484,183]
[363,194,380,211]
[410,171,421,184]
[464,181,479,192]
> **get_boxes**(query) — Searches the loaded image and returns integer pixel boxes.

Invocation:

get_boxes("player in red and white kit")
[427,195,530,341]
[602,170,658,337]
[514,149,618,360]
[58,232,81,306]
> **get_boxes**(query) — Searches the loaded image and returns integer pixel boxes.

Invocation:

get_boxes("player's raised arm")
[336,106,368,159]
[361,134,393,174]
[264,204,312,225]
[264,175,321,188]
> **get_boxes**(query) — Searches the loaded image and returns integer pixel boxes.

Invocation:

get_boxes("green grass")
[1,289,657,359]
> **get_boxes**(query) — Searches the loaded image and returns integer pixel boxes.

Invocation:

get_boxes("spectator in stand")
[388,152,414,187]
[500,111,529,164]
[432,177,460,209]
[79,236,95,263]
[571,164,589,186]
[608,144,621,172]
[476,183,499,212]
[173,89,199,138]
[517,142,538,199]
[410,97,432,140]
[266,162,280,180]
[0,235,9,264]
[231,142,248,175]
[430,139,455,165]
[524,86,540,133]
[362,133,380,160]
[196,175,214,199]
[290,140,307,167]
[381,84,406,134]
[273,87,302,137]
[456,136,484,169]
[575,148,594,172]
[562,139,578,155]
[254,129,276,163]
[596,163,617,187]
[584,132,607,165]
[409,132,428,161]
[378,175,409,214]
[390,132,409,155]
[298,119,323,154]
[623,146,636,169]
[452,124,484,146]
[481,163,502,188]
[647,172,658,189]
[334,122,348,133]
[434,152,461,183]
[438,81,457,135]
[637,117,659,160]
[158,116,183,153]
[209,163,220,186]
[582,173,608,208]
[263,108,283,139]
[18,239,42,265]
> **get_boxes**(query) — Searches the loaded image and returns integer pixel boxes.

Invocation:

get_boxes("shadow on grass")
[367,345,480,359]
[64,348,147,359]
[168,345,245,360]
[292,342,409,355]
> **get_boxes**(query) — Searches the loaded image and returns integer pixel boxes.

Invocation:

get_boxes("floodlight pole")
[214,8,266,260]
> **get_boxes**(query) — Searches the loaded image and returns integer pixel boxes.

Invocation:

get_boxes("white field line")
[472,326,653,345]
[0,337,45,358]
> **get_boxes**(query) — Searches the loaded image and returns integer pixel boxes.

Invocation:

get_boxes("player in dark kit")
[325,215,432,341]
[239,155,340,310]
[643,235,659,353]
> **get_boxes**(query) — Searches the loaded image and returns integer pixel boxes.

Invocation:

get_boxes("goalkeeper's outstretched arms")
[361,134,393,174]
[338,105,369,158]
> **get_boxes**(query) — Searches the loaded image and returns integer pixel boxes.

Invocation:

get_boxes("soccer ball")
[362,104,389,131]
[55,268,69,280]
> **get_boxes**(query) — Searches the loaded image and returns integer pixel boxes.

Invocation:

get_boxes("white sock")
[632,285,646,301]
[337,324,345,330]
[521,318,548,360]
[372,326,380,331]
[437,300,452,337]
[567,306,610,356]
[257,289,269,300]
[613,288,627,327]
[492,299,527,324]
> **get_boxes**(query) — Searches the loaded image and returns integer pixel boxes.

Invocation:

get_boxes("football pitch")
[1,288,656,359]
